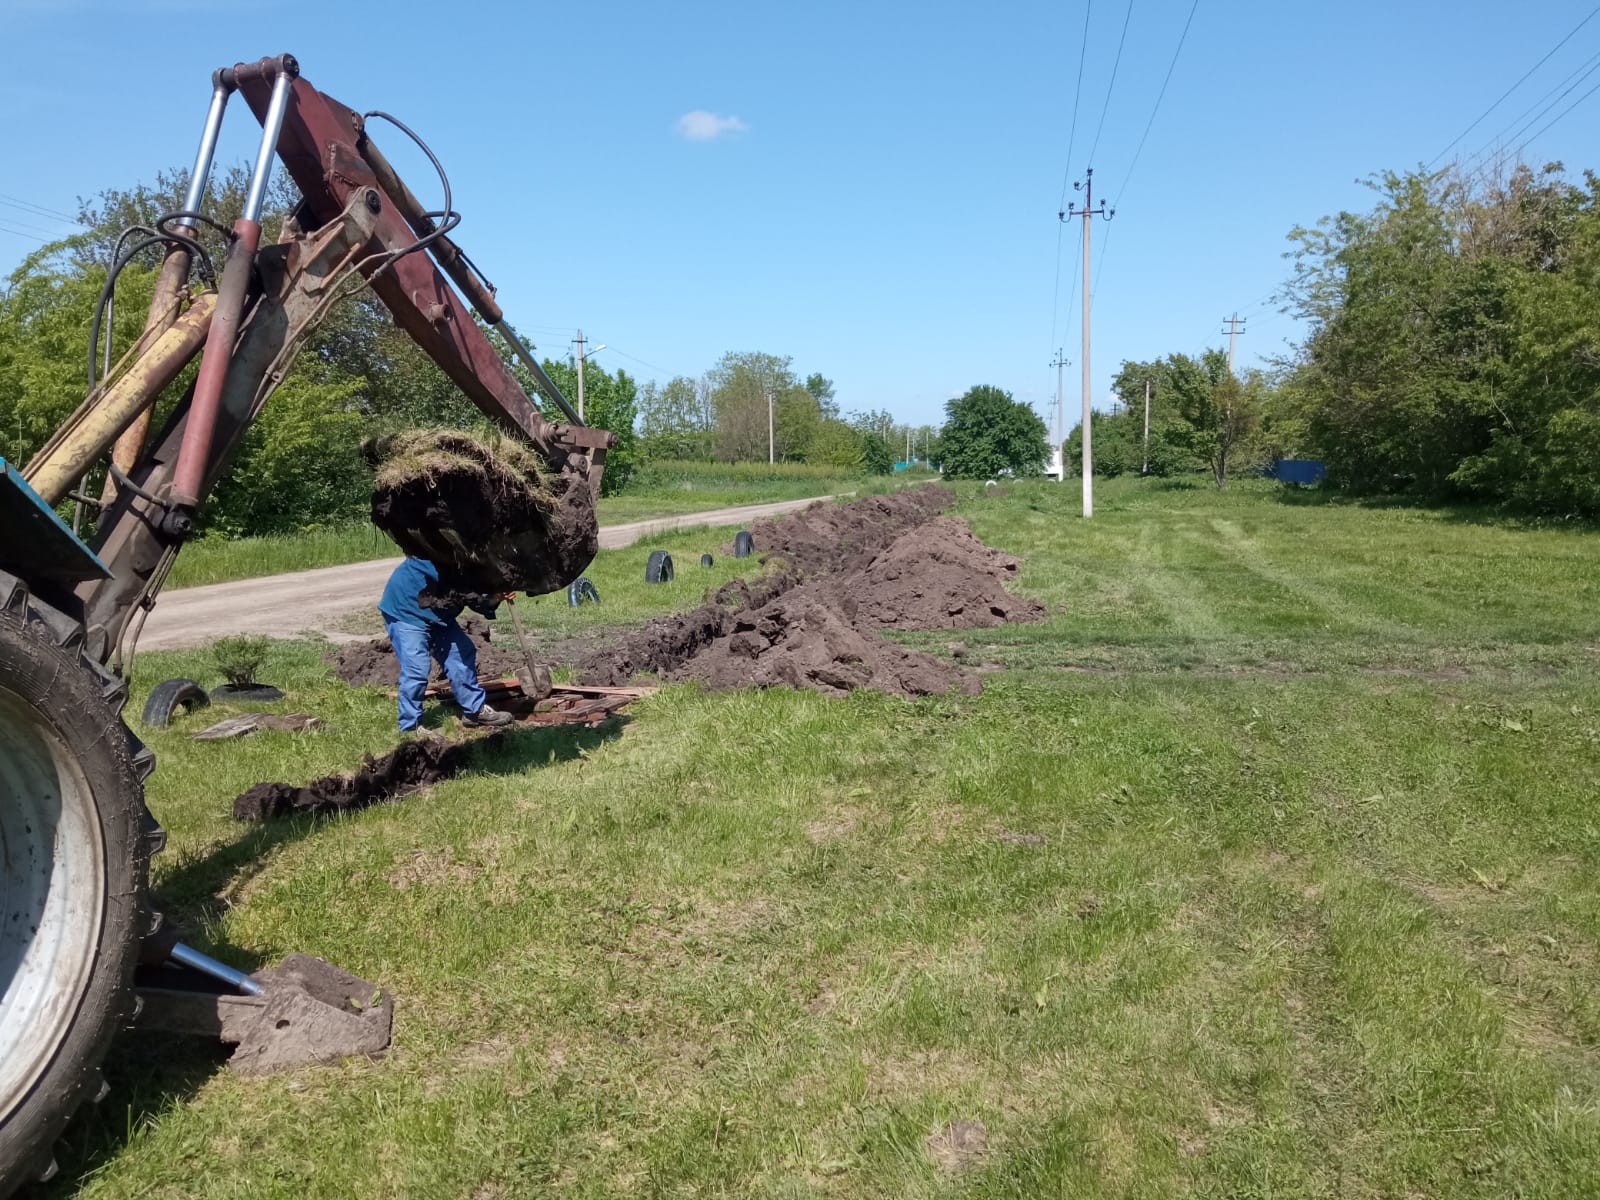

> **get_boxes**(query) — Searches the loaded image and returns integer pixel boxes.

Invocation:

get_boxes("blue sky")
[4,0,1599,432]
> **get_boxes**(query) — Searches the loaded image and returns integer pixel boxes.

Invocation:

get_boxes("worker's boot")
[461,704,513,728]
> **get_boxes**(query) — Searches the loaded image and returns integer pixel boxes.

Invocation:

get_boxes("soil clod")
[232,731,508,822]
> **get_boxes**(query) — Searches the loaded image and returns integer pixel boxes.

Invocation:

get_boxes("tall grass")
[167,525,400,589]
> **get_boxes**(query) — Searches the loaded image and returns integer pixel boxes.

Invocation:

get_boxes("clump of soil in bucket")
[366,429,597,600]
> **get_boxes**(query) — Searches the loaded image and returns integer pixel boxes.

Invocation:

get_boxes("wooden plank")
[192,713,323,740]
[552,683,658,698]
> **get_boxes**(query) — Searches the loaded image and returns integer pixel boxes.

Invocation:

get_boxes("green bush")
[212,635,271,688]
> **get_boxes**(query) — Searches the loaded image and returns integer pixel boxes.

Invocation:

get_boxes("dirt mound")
[324,615,525,687]
[580,486,1036,699]
[577,574,799,687]
[747,485,953,576]
[676,588,978,697]
[367,429,598,600]
[233,731,508,821]
[848,515,1046,629]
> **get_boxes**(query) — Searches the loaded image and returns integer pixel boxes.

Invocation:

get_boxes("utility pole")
[767,391,775,464]
[1050,348,1068,482]
[1062,168,1114,517]
[906,425,911,466]
[1221,313,1246,376]
[574,329,586,421]
[1142,378,1152,475]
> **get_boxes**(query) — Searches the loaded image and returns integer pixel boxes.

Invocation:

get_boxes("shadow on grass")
[1270,481,1600,530]
[42,720,622,1196]
[41,1030,232,1199]
[158,719,626,935]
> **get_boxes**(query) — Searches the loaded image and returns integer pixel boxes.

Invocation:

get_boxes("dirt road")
[138,495,841,651]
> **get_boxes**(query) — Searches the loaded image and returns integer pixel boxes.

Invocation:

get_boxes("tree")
[860,431,893,474]
[707,351,794,461]
[637,374,713,460]
[804,372,839,418]
[1281,162,1600,512]
[1165,349,1263,489]
[1065,411,1139,477]
[939,385,1049,479]
[805,418,866,470]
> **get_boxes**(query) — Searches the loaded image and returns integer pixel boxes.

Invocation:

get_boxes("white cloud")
[675,110,749,141]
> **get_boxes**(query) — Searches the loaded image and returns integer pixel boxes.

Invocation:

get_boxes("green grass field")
[168,463,890,589]
[53,477,1600,1198]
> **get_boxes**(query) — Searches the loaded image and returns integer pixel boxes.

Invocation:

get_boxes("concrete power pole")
[1221,313,1246,376]
[1050,348,1068,481]
[574,329,586,421]
[1142,378,1152,475]
[767,391,775,464]
[1062,168,1113,517]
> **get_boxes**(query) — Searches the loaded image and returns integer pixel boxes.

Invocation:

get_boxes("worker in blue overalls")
[379,556,514,732]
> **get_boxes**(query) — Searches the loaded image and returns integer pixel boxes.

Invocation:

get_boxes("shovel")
[502,594,552,702]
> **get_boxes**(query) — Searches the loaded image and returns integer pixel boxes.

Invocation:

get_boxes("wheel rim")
[0,685,106,1114]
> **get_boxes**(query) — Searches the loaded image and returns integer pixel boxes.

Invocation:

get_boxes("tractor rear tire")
[0,578,153,1198]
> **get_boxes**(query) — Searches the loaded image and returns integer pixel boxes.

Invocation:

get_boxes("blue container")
[1272,459,1327,485]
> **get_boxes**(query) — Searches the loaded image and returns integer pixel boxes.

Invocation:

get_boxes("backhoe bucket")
[135,953,392,1076]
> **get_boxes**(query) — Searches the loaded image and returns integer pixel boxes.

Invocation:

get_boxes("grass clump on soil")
[367,428,553,506]
[52,477,1600,1198]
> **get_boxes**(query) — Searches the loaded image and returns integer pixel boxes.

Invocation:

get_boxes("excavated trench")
[233,732,509,822]
[245,486,1044,819]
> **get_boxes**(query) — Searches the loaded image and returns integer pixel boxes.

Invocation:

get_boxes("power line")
[0,223,50,244]
[1088,0,1199,300]
[1428,3,1600,168]
[1459,46,1600,176]
[0,213,70,240]
[1090,221,1114,300]
[1514,72,1600,154]
[0,192,82,225]
[1051,0,1095,354]
[1087,0,1136,167]
[604,345,685,379]
[1109,0,1201,213]
[1049,218,1067,351]
[1056,0,1096,213]
[1060,216,1084,362]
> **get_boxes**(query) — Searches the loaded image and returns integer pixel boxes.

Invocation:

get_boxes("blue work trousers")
[386,619,487,731]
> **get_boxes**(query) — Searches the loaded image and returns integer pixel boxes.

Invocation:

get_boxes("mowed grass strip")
[51,478,1600,1198]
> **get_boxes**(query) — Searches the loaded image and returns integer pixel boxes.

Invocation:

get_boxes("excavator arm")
[0,56,613,1196]
[16,52,613,670]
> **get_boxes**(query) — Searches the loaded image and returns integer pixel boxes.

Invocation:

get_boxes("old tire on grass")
[141,677,209,728]
[733,530,754,559]
[0,575,154,1197]
[700,553,713,568]
[207,683,285,704]
[567,577,600,607]
[645,551,674,584]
